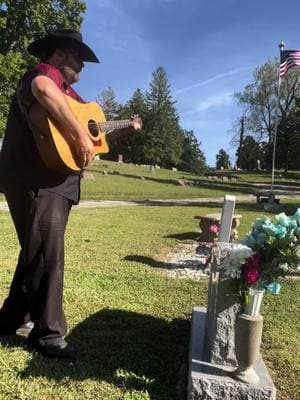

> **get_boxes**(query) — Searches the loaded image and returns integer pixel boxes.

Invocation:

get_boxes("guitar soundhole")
[88,119,100,138]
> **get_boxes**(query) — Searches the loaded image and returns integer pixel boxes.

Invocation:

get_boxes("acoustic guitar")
[29,94,140,174]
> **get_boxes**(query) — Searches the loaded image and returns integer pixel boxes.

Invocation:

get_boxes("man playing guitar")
[0,29,141,360]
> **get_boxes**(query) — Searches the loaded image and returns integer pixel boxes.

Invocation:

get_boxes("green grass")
[80,160,248,200]
[0,205,299,399]
[262,278,300,400]
[233,169,300,185]
[0,161,299,202]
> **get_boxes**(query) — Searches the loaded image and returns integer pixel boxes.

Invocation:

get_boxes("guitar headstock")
[130,114,143,130]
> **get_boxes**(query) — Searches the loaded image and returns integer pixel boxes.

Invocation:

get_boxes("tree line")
[97,67,207,174]
[231,59,300,172]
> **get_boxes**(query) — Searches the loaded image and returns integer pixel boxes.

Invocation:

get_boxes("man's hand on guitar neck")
[130,115,142,131]
[107,115,142,141]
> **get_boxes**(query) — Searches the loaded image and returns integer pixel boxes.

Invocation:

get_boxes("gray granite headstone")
[204,244,240,367]
[188,195,276,399]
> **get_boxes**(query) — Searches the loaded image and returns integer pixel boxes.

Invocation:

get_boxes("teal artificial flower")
[241,233,257,248]
[262,221,287,238]
[275,224,288,239]
[292,208,300,219]
[292,208,300,225]
[275,212,290,227]
[287,219,298,230]
[254,232,268,245]
[253,218,269,230]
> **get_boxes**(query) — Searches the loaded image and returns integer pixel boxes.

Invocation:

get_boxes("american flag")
[280,50,300,77]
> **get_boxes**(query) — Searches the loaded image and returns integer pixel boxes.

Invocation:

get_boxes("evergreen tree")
[96,86,120,120]
[216,149,231,169]
[276,106,300,171]
[179,130,207,174]
[238,136,262,170]
[0,0,85,136]
[144,67,183,167]
[103,89,147,163]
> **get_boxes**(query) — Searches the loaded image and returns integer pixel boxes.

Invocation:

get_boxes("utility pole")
[236,116,244,169]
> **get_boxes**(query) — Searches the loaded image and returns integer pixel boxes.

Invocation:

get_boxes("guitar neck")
[99,119,132,132]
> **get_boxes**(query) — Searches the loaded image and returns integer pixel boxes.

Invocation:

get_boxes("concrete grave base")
[188,307,276,400]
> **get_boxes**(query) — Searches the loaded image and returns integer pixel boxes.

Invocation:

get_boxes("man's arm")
[31,75,94,168]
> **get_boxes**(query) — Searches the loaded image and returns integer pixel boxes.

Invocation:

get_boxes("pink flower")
[243,254,260,284]
[209,223,219,234]
[245,268,260,284]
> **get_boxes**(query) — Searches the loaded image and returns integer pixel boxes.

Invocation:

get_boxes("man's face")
[59,50,84,84]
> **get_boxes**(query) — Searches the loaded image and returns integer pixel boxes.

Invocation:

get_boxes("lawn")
[0,203,299,400]
[0,161,299,202]
[80,160,249,200]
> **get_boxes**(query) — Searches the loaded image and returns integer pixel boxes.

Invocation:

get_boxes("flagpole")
[270,41,285,196]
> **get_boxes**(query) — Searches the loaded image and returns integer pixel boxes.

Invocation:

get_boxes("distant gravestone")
[82,170,95,180]
[118,154,123,163]
[257,160,262,171]
[175,179,185,186]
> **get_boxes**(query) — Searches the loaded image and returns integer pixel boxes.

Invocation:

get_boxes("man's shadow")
[19,309,190,399]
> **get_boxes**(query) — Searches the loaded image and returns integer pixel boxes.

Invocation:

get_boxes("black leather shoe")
[26,336,77,361]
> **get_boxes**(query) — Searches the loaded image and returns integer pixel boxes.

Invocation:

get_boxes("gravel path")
[0,195,258,211]
[1,192,299,211]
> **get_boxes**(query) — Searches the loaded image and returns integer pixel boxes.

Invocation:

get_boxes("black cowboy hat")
[27,28,100,63]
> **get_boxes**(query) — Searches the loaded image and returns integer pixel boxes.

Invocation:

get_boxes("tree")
[237,136,262,170]
[235,60,300,145]
[96,86,120,121]
[275,104,300,171]
[233,59,300,171]
[0,1,85,55]
[143,66,183,167]
[102,89,148,163]
[178,130,207,174]
[0,0,86,136]
[216,149,231,170]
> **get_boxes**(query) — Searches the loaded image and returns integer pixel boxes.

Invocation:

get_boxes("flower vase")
[244,288,265,317]
[233,313,263,385]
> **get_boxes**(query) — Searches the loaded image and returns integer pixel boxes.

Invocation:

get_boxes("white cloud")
[173,66,254,96]
[197,91,234,111]
[181,91,234,115]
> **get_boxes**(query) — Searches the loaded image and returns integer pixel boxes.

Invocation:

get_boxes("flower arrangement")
[221,209,300,314]
[209,223,220,235]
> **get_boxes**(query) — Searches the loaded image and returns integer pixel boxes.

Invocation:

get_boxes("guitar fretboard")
[99,119,132,132]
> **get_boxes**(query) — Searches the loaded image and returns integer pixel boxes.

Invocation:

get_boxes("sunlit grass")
[0,205,299,399]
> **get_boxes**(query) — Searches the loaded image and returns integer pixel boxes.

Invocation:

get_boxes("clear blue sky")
[75,0,300,166]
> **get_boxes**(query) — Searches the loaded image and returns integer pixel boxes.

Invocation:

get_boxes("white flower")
[220,244,253,278]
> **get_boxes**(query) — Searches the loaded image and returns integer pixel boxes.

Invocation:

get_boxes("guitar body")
[30,96,109,173]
